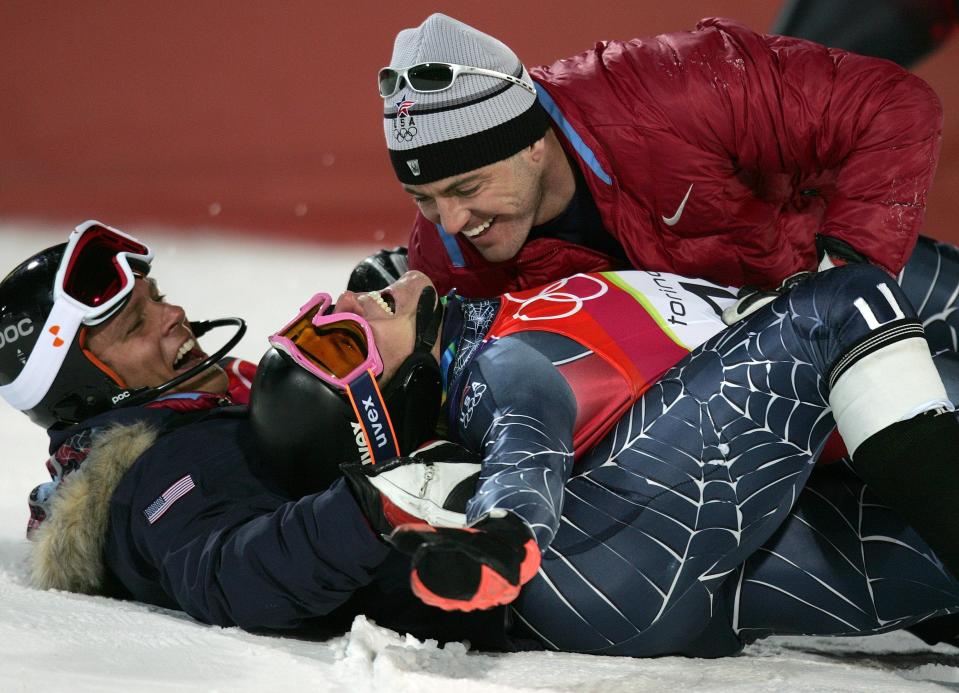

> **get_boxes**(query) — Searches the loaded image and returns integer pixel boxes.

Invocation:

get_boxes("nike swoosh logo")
[662,183,694,227]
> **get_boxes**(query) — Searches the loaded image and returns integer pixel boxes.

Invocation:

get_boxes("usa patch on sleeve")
[143,474,195,524]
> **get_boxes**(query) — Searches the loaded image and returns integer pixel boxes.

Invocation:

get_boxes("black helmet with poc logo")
[0,243,128,429]
[0,222,246,430]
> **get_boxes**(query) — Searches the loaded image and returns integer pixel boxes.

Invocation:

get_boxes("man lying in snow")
[6,221,959,656]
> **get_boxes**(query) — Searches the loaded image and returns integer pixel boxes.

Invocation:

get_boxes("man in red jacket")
[374,13,942,299]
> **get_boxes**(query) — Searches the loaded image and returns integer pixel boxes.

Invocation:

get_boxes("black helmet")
[0,225,246,430]
[249,287,443,493]
[0,243,125,429]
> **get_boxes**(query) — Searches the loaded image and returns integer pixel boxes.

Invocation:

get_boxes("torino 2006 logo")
[504,274,609,321]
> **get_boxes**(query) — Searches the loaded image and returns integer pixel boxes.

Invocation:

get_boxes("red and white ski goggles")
[269,292,402,462]
[55,219,153,325]
[0,220,153,411]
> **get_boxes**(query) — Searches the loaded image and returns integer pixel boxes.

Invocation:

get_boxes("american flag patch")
[143,475,195,524]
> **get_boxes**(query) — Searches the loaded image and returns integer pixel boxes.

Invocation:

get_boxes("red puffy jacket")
[408,18,943,297]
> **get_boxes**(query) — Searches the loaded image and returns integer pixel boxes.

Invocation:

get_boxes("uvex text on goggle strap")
[0,221,153,411]
[269,293,402,463]
[378,62,536,98]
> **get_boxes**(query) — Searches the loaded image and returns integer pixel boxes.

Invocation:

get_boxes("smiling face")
[332,270,441,384]
[83,277,228,394]
[403,140,556,264]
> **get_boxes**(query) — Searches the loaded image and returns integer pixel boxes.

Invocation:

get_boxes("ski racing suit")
[437,259,959,657]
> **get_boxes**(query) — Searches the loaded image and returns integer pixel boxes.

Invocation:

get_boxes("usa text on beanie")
[382,14,549,185]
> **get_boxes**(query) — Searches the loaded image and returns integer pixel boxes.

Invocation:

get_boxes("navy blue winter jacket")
[30,398,512,645]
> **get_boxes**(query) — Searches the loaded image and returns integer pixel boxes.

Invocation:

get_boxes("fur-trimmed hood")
[30,422,157,594]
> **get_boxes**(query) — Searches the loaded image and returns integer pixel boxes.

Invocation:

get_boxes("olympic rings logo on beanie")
[381,14,549,184]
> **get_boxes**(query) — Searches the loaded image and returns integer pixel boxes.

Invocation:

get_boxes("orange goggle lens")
[282,313,370,379]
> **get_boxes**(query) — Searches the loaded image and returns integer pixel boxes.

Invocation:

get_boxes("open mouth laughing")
[368,290,396,315]
[172,338,205,371]
[462,217,494,239]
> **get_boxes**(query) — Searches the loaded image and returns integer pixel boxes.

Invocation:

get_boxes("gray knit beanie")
[382,14,550,185]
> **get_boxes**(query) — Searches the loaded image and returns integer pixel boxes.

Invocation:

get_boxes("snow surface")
[2,221,959,692]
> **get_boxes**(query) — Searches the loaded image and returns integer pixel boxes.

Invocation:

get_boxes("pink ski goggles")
[268,292,384,391]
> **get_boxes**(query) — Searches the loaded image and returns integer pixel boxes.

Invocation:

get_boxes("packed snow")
[2,221,959,692]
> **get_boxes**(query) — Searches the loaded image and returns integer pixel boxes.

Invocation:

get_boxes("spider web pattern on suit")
[508,279,959,655]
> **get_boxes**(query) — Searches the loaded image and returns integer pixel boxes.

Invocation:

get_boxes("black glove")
[816,234,869,270]
[721,271,813,325]
[387,510,540,612]
[340,440,481,536]
[347,246,409,292]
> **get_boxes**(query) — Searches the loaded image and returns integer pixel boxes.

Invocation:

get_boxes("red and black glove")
[387,510,541,612]
[340,440,480,536]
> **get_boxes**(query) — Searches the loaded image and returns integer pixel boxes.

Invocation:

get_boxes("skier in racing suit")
[329,261,959,657]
